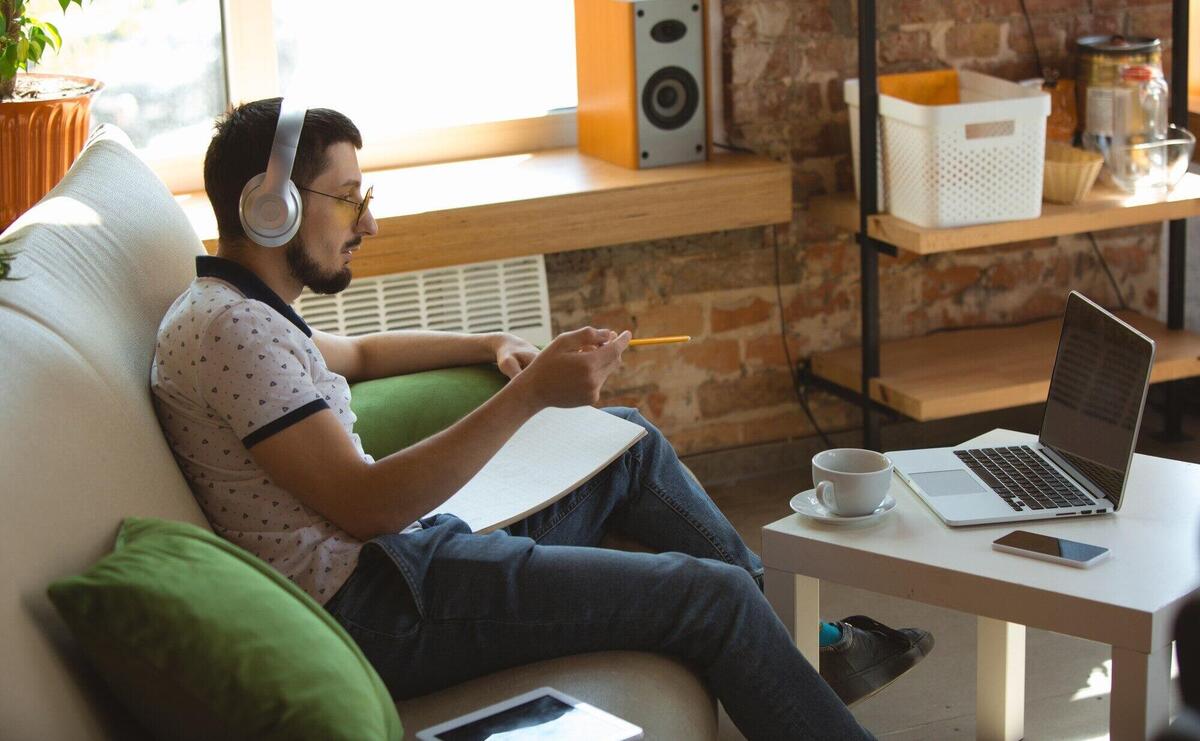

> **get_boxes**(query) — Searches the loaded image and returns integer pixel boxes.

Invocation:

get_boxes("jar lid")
[1076,34,1162,54]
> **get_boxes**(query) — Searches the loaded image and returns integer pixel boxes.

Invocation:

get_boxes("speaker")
[574,0,710,169]
[239,99,305,248]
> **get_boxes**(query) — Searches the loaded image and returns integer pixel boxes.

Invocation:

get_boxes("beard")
[284,236,355,295]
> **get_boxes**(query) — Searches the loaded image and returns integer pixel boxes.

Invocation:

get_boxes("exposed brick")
[535,0,1164,458]
[600,387,667,421]
[1127,6,1174,43]
[697,368,795,418]
[952,0,1022,20]
[798,36,859,79]
[880,28,935,65]
[744,332,809,366]
[921,265,985,302]
[629,301,706,338]
[945,22,1003,58]
[727,0,793,42]
[792,0,836,35]
[879,0,955,27]
[739,409,812,447]
[712,296,774,333]
[666,421,743,457]
[679,339,742,375]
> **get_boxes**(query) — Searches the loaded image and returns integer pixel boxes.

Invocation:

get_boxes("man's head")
[205,98,377,295]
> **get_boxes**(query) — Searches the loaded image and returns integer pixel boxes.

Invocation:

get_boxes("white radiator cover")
[294,255,553,346]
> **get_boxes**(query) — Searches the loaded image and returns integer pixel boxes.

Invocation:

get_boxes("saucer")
[789,490,896,524]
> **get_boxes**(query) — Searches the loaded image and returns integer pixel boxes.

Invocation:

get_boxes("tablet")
[415,687,644,741]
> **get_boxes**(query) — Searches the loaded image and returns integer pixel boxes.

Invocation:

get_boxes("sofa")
[0,125,718,739]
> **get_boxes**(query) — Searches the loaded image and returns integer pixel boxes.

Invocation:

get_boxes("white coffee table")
[762,428,1200,741]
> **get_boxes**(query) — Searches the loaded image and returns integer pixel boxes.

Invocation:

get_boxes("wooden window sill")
[177,148,792,277]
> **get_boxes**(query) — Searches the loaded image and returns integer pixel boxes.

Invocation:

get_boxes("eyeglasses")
[298,184,374,226]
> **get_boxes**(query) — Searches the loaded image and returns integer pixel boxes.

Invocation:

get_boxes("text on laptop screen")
[1038,295,1154,504]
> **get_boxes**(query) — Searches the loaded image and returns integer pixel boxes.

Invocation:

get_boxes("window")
[27,0,224,190]
[26,0,579,192]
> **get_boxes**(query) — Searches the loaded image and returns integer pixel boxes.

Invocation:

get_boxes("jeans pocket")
[328,545,421,640]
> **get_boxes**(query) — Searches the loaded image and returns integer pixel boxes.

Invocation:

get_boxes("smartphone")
[992,530,1110,568]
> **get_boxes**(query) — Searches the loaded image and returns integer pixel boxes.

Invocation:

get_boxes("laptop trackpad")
[910,470,989,497]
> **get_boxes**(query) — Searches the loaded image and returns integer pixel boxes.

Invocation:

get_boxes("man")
[151,98,933,740]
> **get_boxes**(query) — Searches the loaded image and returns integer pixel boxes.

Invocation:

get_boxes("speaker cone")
[642,66,699,130]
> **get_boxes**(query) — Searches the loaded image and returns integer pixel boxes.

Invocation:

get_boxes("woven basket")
[1043,142,1103,205]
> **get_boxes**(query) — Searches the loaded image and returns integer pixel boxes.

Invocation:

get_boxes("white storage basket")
[846,70,1051,228]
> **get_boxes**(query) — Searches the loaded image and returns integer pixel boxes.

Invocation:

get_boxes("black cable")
[713,141,758,155]
[1086,232,1129,311]
[772,225,837,449]
[1018,0,1046,81]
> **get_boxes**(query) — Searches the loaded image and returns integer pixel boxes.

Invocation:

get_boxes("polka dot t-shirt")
[150,256,373,604]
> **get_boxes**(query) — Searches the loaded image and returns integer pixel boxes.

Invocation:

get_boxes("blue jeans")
[325,407,872,741]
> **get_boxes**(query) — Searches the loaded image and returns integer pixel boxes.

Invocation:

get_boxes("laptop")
[889,291,1156,527]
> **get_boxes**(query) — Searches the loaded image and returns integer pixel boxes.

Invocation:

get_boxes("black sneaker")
[818,615,934,706]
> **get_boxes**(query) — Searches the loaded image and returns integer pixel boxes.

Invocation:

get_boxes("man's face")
[286,141,377,295]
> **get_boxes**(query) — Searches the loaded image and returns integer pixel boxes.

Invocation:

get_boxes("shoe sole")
[840,632,935,707]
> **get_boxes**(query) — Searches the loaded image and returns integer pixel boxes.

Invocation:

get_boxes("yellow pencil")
[629,335,691,347]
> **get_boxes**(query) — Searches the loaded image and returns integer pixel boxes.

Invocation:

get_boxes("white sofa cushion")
[0,125,717,741]
[0,125,210,739]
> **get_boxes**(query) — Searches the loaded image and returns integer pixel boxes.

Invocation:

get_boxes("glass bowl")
[1106,124,1196,194]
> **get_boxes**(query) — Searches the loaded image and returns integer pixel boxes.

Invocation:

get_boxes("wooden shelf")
[177,148,792,277]
[811,173,1200,254]
[811,312,1200,421]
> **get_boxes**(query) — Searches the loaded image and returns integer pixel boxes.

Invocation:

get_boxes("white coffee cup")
[812,448,893,517]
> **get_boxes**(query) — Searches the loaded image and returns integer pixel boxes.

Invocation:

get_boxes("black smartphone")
[992,530,1110,568]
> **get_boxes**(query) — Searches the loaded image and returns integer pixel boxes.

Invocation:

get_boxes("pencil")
[629,335,691,347]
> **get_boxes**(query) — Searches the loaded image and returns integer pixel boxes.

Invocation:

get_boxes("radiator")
[294,255,553,346]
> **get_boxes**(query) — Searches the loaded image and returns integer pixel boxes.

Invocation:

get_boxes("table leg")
[764,568,821,670]
[977,616,1025,741]
[1110,643,1172,741]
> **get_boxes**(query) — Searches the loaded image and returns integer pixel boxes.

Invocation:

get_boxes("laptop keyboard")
[953,446,1095,512]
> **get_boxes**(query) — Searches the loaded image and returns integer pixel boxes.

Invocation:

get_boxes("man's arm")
[249,328,630,541]
[313,328,533,383]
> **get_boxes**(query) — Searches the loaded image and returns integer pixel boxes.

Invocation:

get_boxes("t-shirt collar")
[196,255,313,337]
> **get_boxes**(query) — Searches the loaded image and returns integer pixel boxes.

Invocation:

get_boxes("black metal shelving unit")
[851,0,1190,451]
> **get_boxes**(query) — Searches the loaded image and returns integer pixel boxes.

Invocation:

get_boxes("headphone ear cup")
[238,173,302,248]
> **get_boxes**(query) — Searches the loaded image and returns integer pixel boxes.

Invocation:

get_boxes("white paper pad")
[424,406,647,533]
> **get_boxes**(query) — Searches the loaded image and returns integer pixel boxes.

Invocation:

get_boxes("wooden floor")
[694,398,1197,740]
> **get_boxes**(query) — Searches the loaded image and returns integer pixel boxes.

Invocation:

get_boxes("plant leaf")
[2,41,20,78]
[30,18,62,50]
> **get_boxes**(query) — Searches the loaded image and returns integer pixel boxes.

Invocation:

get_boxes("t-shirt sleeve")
[198,302,329,447]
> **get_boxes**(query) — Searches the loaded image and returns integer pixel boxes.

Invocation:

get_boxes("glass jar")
[1107,64,1171,193]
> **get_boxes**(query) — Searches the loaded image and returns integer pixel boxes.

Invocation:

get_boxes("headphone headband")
[262,100,305,195]
[239,98,305,248]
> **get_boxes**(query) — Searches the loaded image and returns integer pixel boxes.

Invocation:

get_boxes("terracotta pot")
[0,73,103,231]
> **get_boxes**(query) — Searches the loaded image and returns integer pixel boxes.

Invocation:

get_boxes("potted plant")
[1,0,102,236]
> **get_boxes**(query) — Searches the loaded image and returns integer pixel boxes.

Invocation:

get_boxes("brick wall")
[547,0,1171,456]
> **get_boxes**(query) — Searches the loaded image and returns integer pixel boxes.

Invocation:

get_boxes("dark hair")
[204,98,363,243]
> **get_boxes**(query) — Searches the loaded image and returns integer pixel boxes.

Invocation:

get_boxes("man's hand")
[515,326,631,408]
[492,333,540,379]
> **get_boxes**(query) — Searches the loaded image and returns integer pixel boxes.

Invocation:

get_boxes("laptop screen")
[1038,292,1155,508]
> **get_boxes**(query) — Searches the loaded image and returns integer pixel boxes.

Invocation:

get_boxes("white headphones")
[238,99,306,247]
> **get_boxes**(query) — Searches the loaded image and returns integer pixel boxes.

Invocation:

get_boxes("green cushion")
[350,364,508,459]
[47,518,402,741]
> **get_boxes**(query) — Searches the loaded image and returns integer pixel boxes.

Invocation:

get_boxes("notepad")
[423,406,647,533]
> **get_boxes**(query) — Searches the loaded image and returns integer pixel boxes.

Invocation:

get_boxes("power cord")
[713,141,758,155]
[771,224,837,449]
[1086,231,1130,311]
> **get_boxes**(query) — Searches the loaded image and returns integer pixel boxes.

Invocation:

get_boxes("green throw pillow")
[350,364,508,459]
[47,518,402,741]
